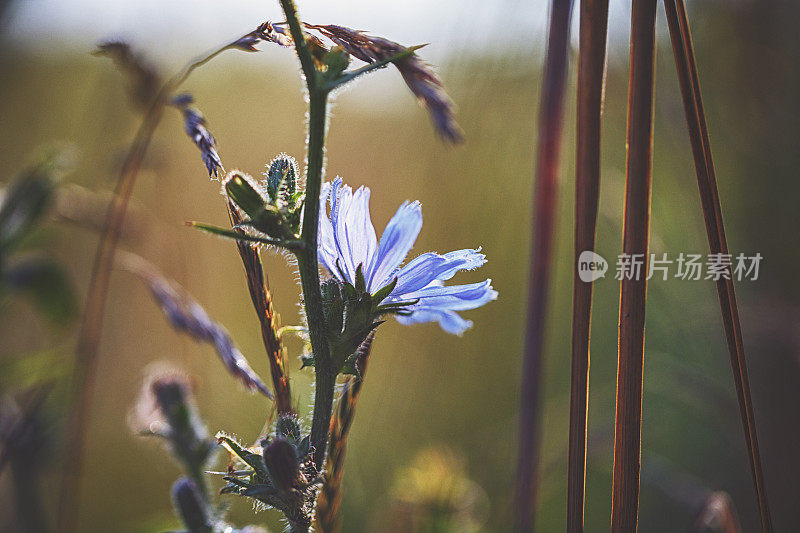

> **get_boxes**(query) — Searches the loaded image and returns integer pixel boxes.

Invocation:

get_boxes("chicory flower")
[318,177,496,335]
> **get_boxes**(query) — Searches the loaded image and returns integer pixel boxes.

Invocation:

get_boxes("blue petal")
[318,178,380,286]
[343,186,377,276]
[318,181,339,275]
[388,248,487,298]
[330,178,357,282]
[395,308,473,335]
[397,279,498,311]
[366,201,422,292]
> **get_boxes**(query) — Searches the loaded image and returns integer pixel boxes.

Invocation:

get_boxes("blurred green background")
[0,0,798,531]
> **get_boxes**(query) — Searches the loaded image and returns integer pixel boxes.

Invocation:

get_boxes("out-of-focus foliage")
[0,0,798,530]
[0,157,77,328]
[383,445,489,533]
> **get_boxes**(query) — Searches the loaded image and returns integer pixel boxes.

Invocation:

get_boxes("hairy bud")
[275,413,302,443]
[262,437,301,493]
[265,153,299,206]
[222,163,303,241]
[171,477,210,533]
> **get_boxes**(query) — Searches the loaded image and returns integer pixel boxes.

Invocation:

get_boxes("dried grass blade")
[314,334,374,533]
[663,1,772,530]
[229,205,293,414]
[514,1,575,531]
[610,0,657,530]
[568,1,609,531]
[119,251,272,397]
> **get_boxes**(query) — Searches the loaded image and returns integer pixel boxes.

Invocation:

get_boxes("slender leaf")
[229,205,293,415]
[0,162,57,251]
[188,221,303,250]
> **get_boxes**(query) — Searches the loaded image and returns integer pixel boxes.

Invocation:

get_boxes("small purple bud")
[170,93,223,178]
[171,93,194,107]
[151,376,188,420]
[262,437,300,492]
[171,477,210,532]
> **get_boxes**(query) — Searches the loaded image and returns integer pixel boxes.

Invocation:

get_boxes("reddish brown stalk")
[663,1,772,530]
[568,1,609,531]
[514,1,574,531]
[315,334,374,533]
[229,206,293,415]
[610,0,657,531]
[58,100,165,533]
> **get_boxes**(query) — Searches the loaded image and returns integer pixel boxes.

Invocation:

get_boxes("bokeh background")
[1,0,798,531]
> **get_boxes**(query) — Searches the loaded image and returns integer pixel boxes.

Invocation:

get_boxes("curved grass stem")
[58,34,263,533]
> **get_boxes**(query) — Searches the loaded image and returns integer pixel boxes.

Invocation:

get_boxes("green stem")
[278,0,318,90]
[296,90,333,469]
[277,0,334,470]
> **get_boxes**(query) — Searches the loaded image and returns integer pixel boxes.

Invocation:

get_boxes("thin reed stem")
[663,1,772,530]
[568,1,609,531]
[610,1,657,531]
[514,1,574,531]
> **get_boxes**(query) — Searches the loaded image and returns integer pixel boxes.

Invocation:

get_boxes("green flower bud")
[320,275,384,375]
[323,46,350,80]
[275,413,302,444]
[265,153,299,207]
[223,171,269,220]
[222,169,299,240]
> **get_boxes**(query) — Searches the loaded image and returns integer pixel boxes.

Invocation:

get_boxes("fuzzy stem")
[277,0,335,471]
[278,0,318,90]
[298,90,334,470]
